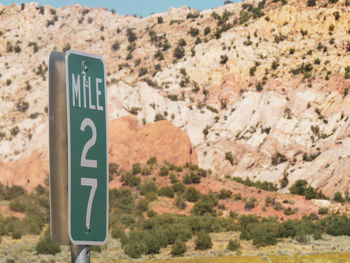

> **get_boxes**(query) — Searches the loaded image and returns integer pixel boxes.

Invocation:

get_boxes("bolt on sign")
[66,50,108,245]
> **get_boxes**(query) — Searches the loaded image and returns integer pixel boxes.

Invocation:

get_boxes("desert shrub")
[121,172,141,187]
[132,163,142,175]
[36,234,61,255]
[333,191,345,203]
[239,214,259,231]
[11,230,21,239]
[126,28,137,42]
[0,185,26,200]
[14,44,21,53]
[158,186,175,198]
[307,0,316,6]
[157,16,163,23]
[171,239,187,256]
[143,230,161,254]
[271,152,287,165]
[174,197,187,209]
[9,198,25,212]
[188,27,199,37]
[172,182,186,194]
[195,231,212,250]
[191,194,217,216]
[289,179,326,199]
[183,172,201,184]
[204,26,211,35]
[244,197,258,210]
[227,239,240,251]
[218,189,232,199]
[111,41,120,51]
[147,156,157,165]
[159,166,169,176]
[321,214,350,236]
[278,220,297,238]
[138,67,148,77]
[184,186,201,202]
[318,207,329,215]
[225,152,234,165]
[109,188,135,214]
[136,198,149,213]
[220,55,228,64]
[124,240,144,259]
[174,46,185,59]
[16,100,29,112]
[280,174,289,188]
[241,220,278,247]
[111,223,127,241]
[140,181,157,195]
[170,173,178,184]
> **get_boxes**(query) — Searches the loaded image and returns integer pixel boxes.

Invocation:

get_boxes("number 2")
[81,177,97,230]
[79,118,98,230]
[80,118,97,168]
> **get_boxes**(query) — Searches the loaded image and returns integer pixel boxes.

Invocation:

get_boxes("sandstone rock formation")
[1,0,350,197]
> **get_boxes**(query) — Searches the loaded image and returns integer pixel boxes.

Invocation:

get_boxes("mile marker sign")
[66,50,108,245]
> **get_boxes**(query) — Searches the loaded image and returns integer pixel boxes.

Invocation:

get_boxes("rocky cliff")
[0,0,350,196]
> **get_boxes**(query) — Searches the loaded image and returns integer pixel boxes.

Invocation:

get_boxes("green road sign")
[66,50,108,245]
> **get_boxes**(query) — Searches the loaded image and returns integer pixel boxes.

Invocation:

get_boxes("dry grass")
[105,253,350,263]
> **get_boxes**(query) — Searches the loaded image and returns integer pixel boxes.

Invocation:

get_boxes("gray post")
[71,245,90,263]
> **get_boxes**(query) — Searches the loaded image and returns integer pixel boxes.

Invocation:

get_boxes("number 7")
[81,177,97,231]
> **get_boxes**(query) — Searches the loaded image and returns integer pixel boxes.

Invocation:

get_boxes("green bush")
[333,191,344,203]
[171,239,187,256]
[140,181,157,195]
[184,186,201,202]
[271,153,287,165]
[143,231,161,254]
[158,186,175,198]
[191,194,217,216]
[244,197,257,210]
[172,182,186,193]
[136,198,149,213]
[174,46,185,59]
[278,220,297,238]
[225,152,234,165]
[183,172,201,184]
[132,163,142,175]
[218,189,232,199]
[126,28,137,42]
[289,179,327,200]
[174,197,187,209]
[318,207,329,215]
[241,221,278,247]
[159,166,169,176]
[195,231,212,250]
[321,214,350,236]
[170,174,178,184]
[124,241,143,259]
[120,172,141,187]
[36,235,61,255]
[9,198,25,212]
[227,239,240,251]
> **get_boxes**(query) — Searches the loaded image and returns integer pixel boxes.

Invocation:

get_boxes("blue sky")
[0,0,237,17]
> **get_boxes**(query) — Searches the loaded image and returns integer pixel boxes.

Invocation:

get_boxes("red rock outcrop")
[108,115,197,170]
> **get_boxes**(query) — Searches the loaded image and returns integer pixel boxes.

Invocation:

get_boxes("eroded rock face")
[1,1,350,196]
[109,115,197,170]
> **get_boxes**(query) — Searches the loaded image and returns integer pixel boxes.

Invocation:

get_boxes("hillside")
[0,0,350,198]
